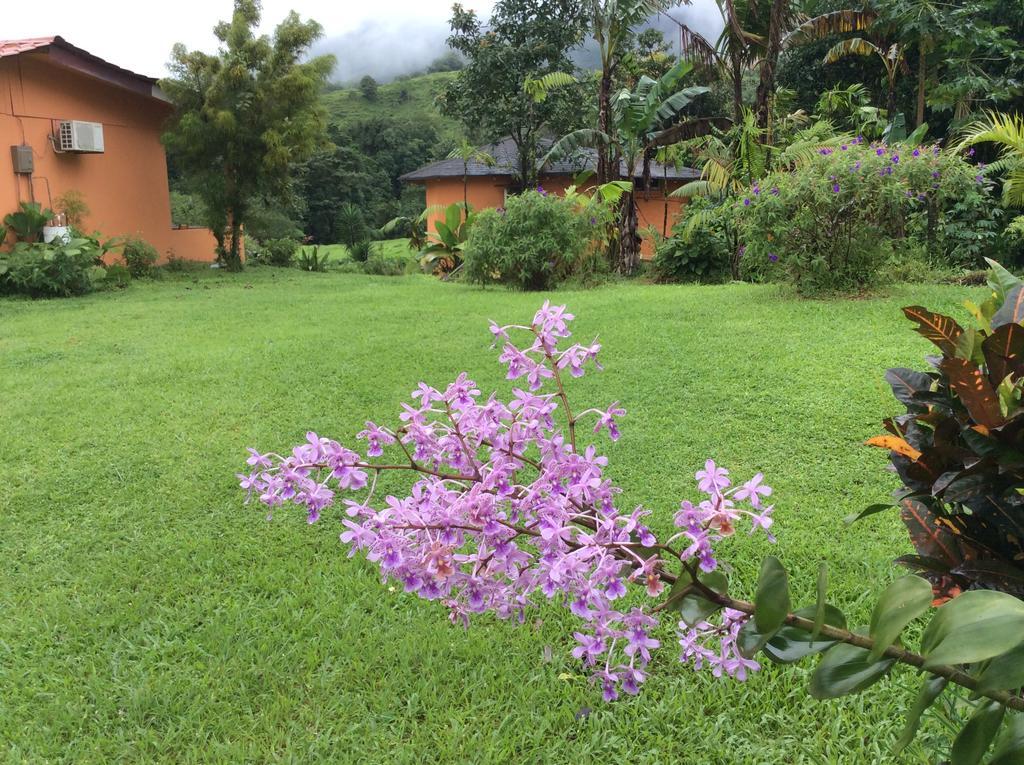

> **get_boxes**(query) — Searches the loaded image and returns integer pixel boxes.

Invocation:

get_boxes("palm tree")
[669,0,766,123]
[543,59,713,273]
[885,0,944,128]
[672,2,873,134]
[824,38,906,121]
[960,112,1024,214]
[783,10,912,121]
[447,139,496,212]
[584,0,681,183]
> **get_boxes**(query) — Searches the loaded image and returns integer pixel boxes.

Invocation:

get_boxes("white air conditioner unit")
[58,120,104,153]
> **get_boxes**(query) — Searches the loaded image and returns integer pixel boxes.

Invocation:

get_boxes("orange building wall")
[424,176,508,231]
[0,52,217,262]
[417,175,687,259]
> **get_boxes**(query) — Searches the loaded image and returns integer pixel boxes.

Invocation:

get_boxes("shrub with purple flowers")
[242,297,1024,760]
[738,142,1003,293]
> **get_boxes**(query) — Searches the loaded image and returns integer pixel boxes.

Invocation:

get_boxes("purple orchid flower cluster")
[240,302,775,702]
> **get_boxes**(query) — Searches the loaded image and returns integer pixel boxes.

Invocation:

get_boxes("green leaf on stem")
[989,713,1024,765]
[974,643,1024,695]
[674,570,728,627]
[754,556,790,634]
[922,591,1024,653]
[868,574,934,662]
[951,700,1005,765]
[993,284,1024,329]
[737,618,776,659]
[985,258,1022,302]
[762,605,846,664]
[844,503,894,525]
[894,675,948,754]
[809,637,896,699]
[922,591,1024,669]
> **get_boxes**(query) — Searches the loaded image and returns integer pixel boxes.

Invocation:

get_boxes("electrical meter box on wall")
[10,145,33,174]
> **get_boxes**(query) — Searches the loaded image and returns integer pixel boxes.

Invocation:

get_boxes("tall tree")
[544,60,714,273]
[441,0,588,190]
[752,0,791,132]
[161,0,334,270]
[673,0,774,124]
[676,1,874,135]
[585,0,683,183]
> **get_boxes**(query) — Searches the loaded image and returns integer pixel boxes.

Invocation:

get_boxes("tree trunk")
[753,0,787,135]
[597,69,613,184]
[731,53,743,123]
[886,73,898,123]
[226,214,243,272]
[916,44,927,128]
[617,192,640,275]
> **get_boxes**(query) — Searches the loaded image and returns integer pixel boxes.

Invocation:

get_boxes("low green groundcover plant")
[0,236,113,298]
[362,252,409,276]
[243,275,1024,762]
[463,190,603,290]
[738,140,1004,294]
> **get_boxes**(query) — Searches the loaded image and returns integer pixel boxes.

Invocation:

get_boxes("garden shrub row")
[657,140,1017,294]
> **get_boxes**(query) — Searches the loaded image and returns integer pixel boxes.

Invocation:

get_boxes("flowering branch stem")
[541,339,577,453]
[699,588,1024,712]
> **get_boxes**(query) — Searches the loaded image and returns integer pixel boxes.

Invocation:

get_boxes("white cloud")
[3,0,721,82]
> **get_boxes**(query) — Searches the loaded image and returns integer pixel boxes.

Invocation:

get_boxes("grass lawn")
[0,270,984,763]
[298,239,413,263]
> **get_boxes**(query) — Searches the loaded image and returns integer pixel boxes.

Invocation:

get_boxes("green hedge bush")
[653,197,734,283]
[122,237,158,278]
[463,190,602,291]
[259,238,298,267]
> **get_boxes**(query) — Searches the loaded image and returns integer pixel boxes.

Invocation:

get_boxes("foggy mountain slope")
[313,0,725,84]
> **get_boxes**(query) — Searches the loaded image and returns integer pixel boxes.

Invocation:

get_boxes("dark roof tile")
[400,136,700,183]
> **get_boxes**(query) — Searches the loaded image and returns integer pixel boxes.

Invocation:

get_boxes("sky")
[4,0,723,83]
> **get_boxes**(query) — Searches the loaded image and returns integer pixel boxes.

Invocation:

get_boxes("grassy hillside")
[320,71,466,145]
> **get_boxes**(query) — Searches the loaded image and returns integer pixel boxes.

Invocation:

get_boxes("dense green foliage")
[777,0,1024,131]
[3,202,52,243]
[464,190,601,290]
[652,197,732,282]
[295,119,440,242]
[161,0,334,269]
[257,238,299,268]
[3,270,994,762]
[362,251,411,276]
[169,191,209,229]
